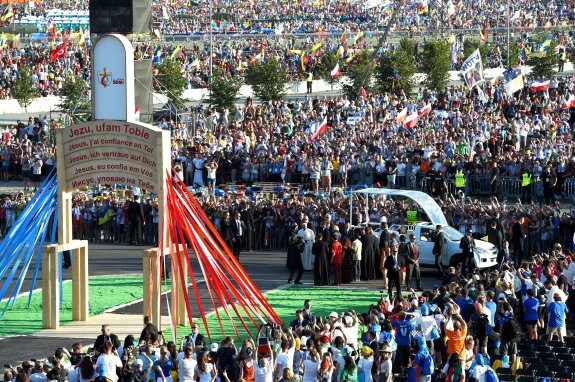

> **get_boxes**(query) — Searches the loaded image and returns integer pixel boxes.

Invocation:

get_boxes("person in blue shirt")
[522,289,540,340]
[485,291,497,328]
[390,311,416,375]
[548,293,569,343]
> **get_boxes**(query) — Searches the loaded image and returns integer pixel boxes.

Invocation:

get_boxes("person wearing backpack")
[468,303,491,355]
[413,337,434,382]
[498,302,520,365]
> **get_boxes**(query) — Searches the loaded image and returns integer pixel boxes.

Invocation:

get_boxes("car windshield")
[442,226,463,241]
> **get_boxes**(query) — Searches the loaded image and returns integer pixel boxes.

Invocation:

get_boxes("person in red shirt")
[331,235,343,286]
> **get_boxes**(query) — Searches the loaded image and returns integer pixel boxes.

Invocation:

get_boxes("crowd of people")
[4,246,574,382]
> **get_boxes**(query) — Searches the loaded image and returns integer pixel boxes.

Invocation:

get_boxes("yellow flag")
[78,27,85,46]
[300,51,306,70]
[336,45,344,58]
[310,42,323,53]
[346,52,355,63]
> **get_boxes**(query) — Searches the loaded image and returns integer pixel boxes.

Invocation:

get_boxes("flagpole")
[506,0,510,68]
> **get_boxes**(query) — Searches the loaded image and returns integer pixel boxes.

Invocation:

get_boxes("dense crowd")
[4,243,574,382]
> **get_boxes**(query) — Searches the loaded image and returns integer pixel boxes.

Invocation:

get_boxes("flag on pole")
[309,117,328,142]
[404,112,419,131]
[418,103,431,116]
[1,4,14,22]
[49,44,67,62]
[530,35,553,58]
[336,45,344,58]
[170,46,182,60]
[352,31,365,46]
[340,29,346,45]
[310,42,323,53]
[300,51,306,70]
[330,63,340,78]
[479,26,487,44]
[529,80,550,92]
[396,107,407,124]
[563,94,575,109]
[78,26,85,46]
[503,68,524,96]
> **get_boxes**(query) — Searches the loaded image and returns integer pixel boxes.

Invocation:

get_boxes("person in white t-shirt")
[95,342,123,382]
[254,342,274,382]
[274,328,295,381]
[178,346,197,382]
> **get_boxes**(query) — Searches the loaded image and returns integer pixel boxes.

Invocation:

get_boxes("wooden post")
[143,248,162,328]
[171,245,188,327]
[72,242,89,321]
[42,245,59,329]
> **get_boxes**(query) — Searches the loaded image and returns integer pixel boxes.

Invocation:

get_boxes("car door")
[417,226,436,266]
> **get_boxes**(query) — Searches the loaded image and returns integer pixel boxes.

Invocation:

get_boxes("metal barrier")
[467,175,492,196]
[500,176,522,199]
[562,179,575,201]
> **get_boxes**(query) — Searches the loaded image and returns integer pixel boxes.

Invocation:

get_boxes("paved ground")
[0,242,439,366]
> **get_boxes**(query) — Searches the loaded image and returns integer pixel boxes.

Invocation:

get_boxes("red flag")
[49,44,67,62]
[395,107,407,124]
[418,103,431,116]
[529,80,550,92]
[310,117,328,142]
[563,94,575,109]
[404,112,419,131]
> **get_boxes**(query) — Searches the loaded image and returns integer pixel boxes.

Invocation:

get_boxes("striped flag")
[352,31,365,46]
[396,107,407,124]
[418,103,431,116]
[479,26,487,44]
[563,94,575,109]
[330,63,340,78]
[530,80,550,92]
[404,112,419,132]
[309,117,328,142]
[170,46,182,60]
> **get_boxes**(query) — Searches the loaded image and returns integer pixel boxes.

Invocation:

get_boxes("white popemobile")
[349,188,498,269]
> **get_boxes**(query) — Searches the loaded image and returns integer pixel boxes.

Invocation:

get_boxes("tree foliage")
[376,37,416,95]
[421,39,451,91]
[317,53,340,88]
[462,39,489,66]
[527,38,558,79]
[155,59,187,107]
[244,57,288,102]
[503,40,520,69]
[342,50,376,99]
[207,70,243,112]
[58,76,91,123]
[12,67,39,112]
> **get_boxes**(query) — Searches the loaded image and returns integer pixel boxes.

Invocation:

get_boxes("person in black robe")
[361,227,378,280]
[286,228,304,284]
[312,232,330,286]
[341,236,354,283]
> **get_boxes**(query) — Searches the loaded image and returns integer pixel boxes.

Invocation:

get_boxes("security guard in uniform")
[521,169,532,203]
[306,71,313,93]
[407,209,417,225]
[454,168,466,197]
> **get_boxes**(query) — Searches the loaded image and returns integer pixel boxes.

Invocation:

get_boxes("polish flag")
[404,112,419,132]
[563,94,575,109]
[330,63,340,79]
[395,107,407,124]
[530,80,550,92]
[310,117,328,142]
[418,103,431,116]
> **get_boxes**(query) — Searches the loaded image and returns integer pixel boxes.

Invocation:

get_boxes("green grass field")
[0,276,381,341]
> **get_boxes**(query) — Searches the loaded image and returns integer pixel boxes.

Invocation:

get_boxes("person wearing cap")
[357,347,374,382]
[404,233,422,291]
[547,292,569,343]
[459,229,475,275]
[377,343,393,382]
[131,352,153,382]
